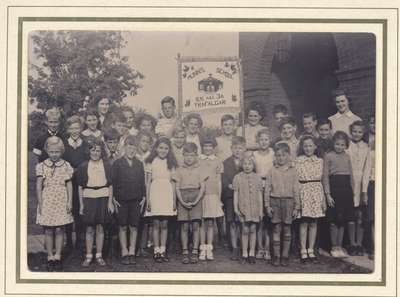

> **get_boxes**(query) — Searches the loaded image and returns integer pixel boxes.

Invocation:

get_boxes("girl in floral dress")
[295,135,326,264]
[36,136,74,271]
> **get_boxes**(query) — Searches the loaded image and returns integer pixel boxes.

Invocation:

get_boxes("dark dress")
[222,156,242,223]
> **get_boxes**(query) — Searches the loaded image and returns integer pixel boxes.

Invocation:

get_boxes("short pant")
[116,199,141,227]
[177,189,202,222]
[270,197,295,225]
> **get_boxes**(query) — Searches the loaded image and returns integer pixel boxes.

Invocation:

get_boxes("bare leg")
[85,226,95,256]
[356,210,364,247]
[230,223,238,249]
[264,223,271,257]
[257,220,264,252]
[54,227,64,260]
[95,225,104,255]
[118,226,129,256]
[207,219,214,245]
[128,226,138,255]
[181,223,189,252]
[249,223,257,257]
[299,222,308,253]
[192,221,200,252]
[152,219,160,251]
[44,228,54,259]
[241,223,249,257]
[308,220,317,252]
[200,219,206,246]
[160,220,168,252]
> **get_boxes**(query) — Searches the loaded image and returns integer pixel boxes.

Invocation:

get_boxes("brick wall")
[333,33,376,120]
[240,32,376,125]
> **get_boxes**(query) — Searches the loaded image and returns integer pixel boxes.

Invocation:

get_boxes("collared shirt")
[322,151,353,194]
[253,149,274,178]
[347,140,371,206]
[328,110,361,136]
[82,129,102,139]
[174,162,208,190]
[216,135,233,162]
[83,160,109,198]
[67,137,83,150]
[264,163,300,209]
[173,145,184,167]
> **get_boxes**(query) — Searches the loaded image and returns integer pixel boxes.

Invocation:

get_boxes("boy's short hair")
[183,142,198,154]
[349,120,366,132]
[256,128,270,139]
[124,135,137,146]
[161,96,176,106]
[45,107,61,121]
[278,117,297,131]
[231,136,246,147]
[136,130,154,145]
[44,136,65,154]
[302,112,317,121]
[172,125,186,137]
[66,115,82,129]
[317,118,332,129]
[332,89,346,98]
[202,136,217,148]
[332,131,350,148]
[273,104,288,116]
[273,142,290,154]
[183,113,203,128]
[103,128,120,141]
[220,114,235,125]
[84,109,99,120]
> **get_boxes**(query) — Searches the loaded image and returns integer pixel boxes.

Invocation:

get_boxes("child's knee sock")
[273,240,281,258]
[282,234,292,258]
[348,222,356,246]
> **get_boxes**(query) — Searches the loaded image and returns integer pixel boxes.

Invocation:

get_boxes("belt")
[299,180,321,184]
[84,185,109,190]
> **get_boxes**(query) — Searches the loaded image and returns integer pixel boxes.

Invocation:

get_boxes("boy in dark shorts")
[175,142,207,264]
[264,142,300,267]
[111,136,146,265]
[222,136,246,260]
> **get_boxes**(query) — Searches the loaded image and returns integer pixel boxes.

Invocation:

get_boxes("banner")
[178,57,243,123]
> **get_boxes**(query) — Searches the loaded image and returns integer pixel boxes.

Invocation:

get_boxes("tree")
[28,31,144,115]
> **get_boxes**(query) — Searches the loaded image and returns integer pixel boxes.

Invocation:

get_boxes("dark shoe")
[121,255,130,265]
[138,248,150,258]
[230,248,239,261]
[154,253,163,263]
[368,253,374,260]
[356,246,364,256]
[182,254,190,264]
[248,256,256,264]
[53,259,63,271]
[160,253,169,262]
[281,257,289,267]
[240,256,248,264]
[129,255,137,265]
[348,245,357,256]
[47,260,55,272]
[272,256,280,267]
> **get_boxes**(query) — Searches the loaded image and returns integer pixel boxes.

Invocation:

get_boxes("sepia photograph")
[26,30,376,274]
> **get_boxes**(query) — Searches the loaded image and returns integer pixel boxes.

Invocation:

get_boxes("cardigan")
[222,156,242,200]
[76,159,112,189]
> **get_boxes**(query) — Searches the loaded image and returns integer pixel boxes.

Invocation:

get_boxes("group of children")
[32,91,375,271]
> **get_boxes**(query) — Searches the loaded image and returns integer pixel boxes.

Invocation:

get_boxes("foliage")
[28,31,144,115]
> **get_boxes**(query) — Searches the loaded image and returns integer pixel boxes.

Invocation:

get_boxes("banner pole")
[176,53,183,121]
[238,57,245,137]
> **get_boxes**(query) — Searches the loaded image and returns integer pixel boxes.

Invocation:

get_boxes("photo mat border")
[3,5,393,293]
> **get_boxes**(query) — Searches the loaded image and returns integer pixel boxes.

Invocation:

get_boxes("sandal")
[96,257,107,266]
[190,250,199,264]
